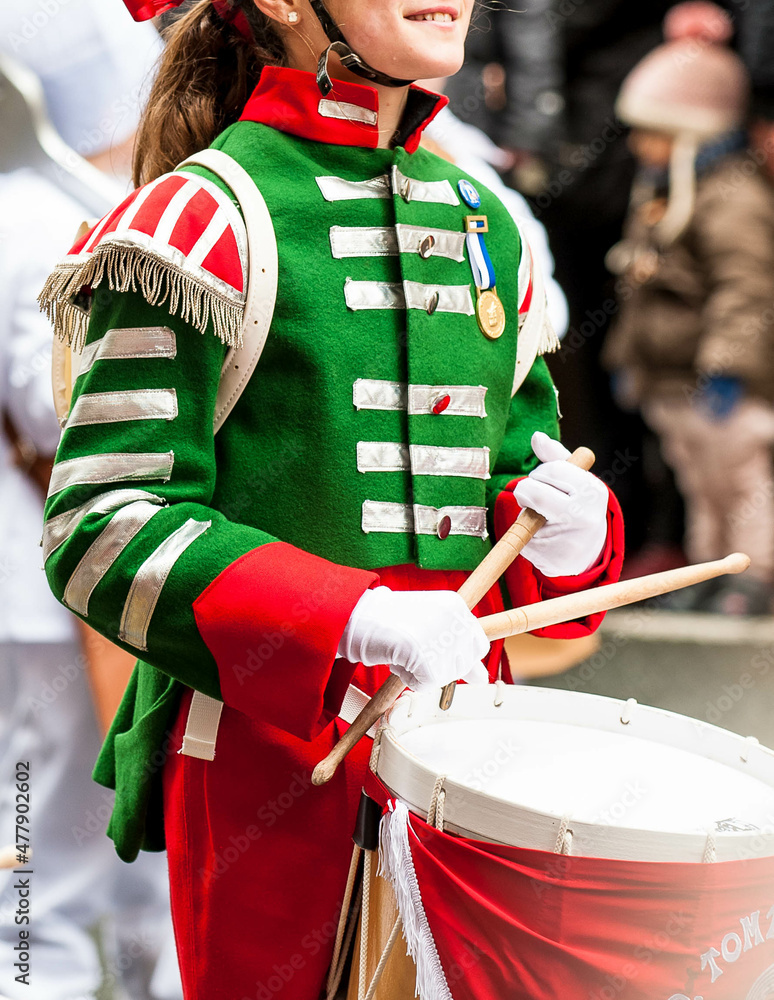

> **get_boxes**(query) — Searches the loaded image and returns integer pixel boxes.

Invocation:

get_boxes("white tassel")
[537,311,560,356]
[378,801,453,1000]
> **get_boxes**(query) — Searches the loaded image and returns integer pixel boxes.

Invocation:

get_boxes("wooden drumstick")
[312,551,750,787]
[477,552,750,641]
[311,445,595,787]
[439,444,595,710]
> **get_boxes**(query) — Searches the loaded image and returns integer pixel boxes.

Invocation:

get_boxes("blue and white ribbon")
[466,230,496,293]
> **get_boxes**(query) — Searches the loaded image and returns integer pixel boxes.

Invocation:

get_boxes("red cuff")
[193,541,379,741]
[493,479,625,638]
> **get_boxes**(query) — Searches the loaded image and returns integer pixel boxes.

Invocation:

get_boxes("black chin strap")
[308,0,415,96]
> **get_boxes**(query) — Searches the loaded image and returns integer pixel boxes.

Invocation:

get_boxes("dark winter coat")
[604,154,774,403]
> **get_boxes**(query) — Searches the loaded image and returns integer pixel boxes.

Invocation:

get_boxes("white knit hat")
[0,0,162,156]
[616,2,750,244]
[617,2,749,140]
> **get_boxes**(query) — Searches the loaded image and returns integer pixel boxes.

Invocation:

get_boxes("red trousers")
[162,566,507,1000]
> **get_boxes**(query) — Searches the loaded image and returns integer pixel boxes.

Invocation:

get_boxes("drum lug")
[619,697,638,726]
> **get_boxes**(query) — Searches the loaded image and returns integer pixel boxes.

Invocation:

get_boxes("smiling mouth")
[406,10,457,22]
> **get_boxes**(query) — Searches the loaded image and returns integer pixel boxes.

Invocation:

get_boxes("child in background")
[605,1,774,615]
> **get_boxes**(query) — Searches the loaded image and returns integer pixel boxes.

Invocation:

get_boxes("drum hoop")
[377,687,774,864]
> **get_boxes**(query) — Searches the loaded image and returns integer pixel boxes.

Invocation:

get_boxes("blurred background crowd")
[449,0,774,618]
[1,0,774,997]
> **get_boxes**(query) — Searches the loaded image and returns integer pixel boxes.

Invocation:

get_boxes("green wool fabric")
[43,123,559,860]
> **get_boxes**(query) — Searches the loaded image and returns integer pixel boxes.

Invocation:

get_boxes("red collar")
[239,66,447,154]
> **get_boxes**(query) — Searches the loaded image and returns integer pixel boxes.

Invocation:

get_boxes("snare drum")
[346,685,774,1000]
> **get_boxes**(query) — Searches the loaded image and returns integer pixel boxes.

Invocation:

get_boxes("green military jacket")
[40,67,562,859]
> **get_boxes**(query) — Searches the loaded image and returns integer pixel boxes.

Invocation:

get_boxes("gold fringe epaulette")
[38,169,250,350]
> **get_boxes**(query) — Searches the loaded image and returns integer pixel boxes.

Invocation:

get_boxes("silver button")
[419,234,436,259]
[437,515,452,540]
[426,291,440,315]
[400,179,412,203]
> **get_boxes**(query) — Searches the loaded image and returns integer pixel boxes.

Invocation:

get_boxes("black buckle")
[316,44,336,97]
[352,789,381,851]
[311,0,415,95]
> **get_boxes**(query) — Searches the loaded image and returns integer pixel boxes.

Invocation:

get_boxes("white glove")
[514,432,609,577]
[337,587,490,692]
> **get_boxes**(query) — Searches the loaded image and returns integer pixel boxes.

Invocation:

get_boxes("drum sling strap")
[182,683,380,761]
[168,149,375,761]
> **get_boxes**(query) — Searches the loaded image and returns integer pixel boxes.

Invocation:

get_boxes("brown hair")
[133,0,286,187]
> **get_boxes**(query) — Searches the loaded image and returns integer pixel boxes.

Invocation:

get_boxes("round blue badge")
[458,179,481,209]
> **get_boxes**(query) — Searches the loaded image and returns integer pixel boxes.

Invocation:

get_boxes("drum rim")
[376,686,774,864]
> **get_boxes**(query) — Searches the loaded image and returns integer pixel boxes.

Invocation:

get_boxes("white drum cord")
[368,725,385,774]
[326,845,363,999]
[362,917,402,1000]
[326,724,391,1000]
[358,850,372,1000]
[332,730,451,1000]
[554,817,574,856]
[427,775,447,832]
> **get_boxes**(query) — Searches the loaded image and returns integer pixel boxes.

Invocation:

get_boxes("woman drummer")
[40,1,624,996]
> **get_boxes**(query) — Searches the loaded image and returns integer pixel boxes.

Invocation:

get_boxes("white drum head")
[377,686,774,862]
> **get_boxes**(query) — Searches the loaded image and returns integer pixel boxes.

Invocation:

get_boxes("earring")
[288,10,299,22]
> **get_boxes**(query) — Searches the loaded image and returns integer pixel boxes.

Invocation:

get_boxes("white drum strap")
[179,684,378,761]
[180,691,224,761]
[340,685,380,739]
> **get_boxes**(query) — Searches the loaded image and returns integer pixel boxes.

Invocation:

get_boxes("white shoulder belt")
[177,148,279,434]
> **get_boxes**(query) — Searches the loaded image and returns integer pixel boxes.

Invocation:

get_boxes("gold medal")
[462,199,506,339]
[476,288,506,340]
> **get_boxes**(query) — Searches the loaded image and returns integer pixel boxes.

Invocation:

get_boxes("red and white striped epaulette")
[517,228,558,354]
[517,232,535,323]
[39,170,248,348]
